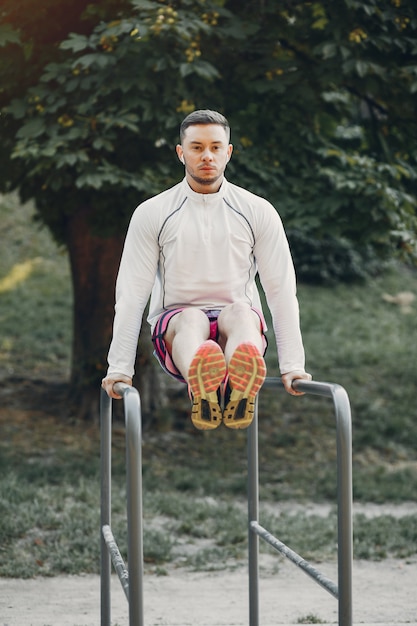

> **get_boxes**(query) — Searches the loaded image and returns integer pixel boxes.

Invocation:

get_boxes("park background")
[0,1,417,621]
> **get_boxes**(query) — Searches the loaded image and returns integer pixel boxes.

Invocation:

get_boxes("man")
[102,109,311,429]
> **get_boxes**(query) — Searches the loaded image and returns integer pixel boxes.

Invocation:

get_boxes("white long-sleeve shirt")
[107,177,306,377]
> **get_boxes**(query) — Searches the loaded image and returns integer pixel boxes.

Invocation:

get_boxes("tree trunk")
[65,209,123,419]
[65,208,172,423]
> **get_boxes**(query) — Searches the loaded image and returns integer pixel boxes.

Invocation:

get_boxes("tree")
[1,0,416,419]
[1,0,240,419]
[219,0,417,280]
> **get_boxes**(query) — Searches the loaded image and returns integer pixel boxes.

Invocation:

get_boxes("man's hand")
[281,370,312,396]
[101,373,132,399]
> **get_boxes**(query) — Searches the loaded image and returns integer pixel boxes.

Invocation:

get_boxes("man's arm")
[104,204,159,397]
[253,199,311,392]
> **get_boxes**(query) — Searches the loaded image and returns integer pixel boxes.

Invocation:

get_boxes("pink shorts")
[152,307,268,383]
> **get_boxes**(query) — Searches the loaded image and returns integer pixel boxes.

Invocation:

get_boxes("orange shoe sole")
[188,340,226,430]
[223,342,266,429]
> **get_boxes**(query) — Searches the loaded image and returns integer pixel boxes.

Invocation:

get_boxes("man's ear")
[176,144,185,164]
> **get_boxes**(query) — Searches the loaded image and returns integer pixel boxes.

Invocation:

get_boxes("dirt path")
[2,555,417,625]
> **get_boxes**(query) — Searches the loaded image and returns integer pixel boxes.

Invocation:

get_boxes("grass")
[1,191,417,578]
[0,192,72,378]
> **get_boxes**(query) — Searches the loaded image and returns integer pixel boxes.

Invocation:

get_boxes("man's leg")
[165,308,226,430]
[217,303,264,361]
[217,303,266,429]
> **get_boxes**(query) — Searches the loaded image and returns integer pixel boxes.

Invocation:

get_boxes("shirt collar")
[181,177,228,201]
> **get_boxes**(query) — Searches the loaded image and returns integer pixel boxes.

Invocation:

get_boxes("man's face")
[176,124,233,193]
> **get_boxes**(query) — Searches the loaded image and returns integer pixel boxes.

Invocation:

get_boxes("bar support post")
[248,398,260,626]
[100,389,112,626]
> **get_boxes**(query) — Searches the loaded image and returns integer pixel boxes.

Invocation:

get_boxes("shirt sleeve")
[107,204,159,378]
[253,199,306,374]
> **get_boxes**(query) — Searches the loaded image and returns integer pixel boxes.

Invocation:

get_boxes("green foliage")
[223,0,417,276]
[1,0,416,267]
[0,194,72,378]
[287,231,381,284]
[0,23,20,47]
[353,513,417,560]
[297,615,325,625]
[1,457,417,577]
[2,0,238,240]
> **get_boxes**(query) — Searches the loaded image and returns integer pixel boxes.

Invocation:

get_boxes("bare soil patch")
[1,555,417,625]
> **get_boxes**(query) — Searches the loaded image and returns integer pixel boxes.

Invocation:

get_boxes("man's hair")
[179,109,230,142]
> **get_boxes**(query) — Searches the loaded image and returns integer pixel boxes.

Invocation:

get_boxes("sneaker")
[223,342,266,429]
[188,340,227,430]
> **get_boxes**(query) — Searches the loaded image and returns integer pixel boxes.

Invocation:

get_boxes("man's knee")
[219,302,255,323]
[178,307,209,325]
[166,307,209,341]
[218,303,262,339]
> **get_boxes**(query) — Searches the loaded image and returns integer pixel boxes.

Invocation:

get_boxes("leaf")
[193,60,219,80]
[22,41,34,61]
[60,33,90,53]
[65,78,81,93]
[312,17,328,30]
[77,53,117,69]
[179,59,219,80]
[8,98,27,119]
[130,0,156,9]
[56,153,78,167]
[320,42,337,59]
[41,63,68,84]
[75,172,105,189]
[16,118,45,139]
[179,63,194,78]
[339,46,351,60]
[41,145,60,158]
[0,24,21,47]
[153,57,167,71]
[92,138,114,151]
[355,60,369,77]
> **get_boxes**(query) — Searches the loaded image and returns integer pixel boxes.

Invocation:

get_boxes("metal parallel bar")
[100,376,351,626]
[332,385,353,626]
[100,384,144,626]
[102,524,130,600]
[263,376,337,399]
[120,384,145,626]
[247,400,260,626]
[250,521,338,598]
[100,389,112,626]
[249,377,353,626]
